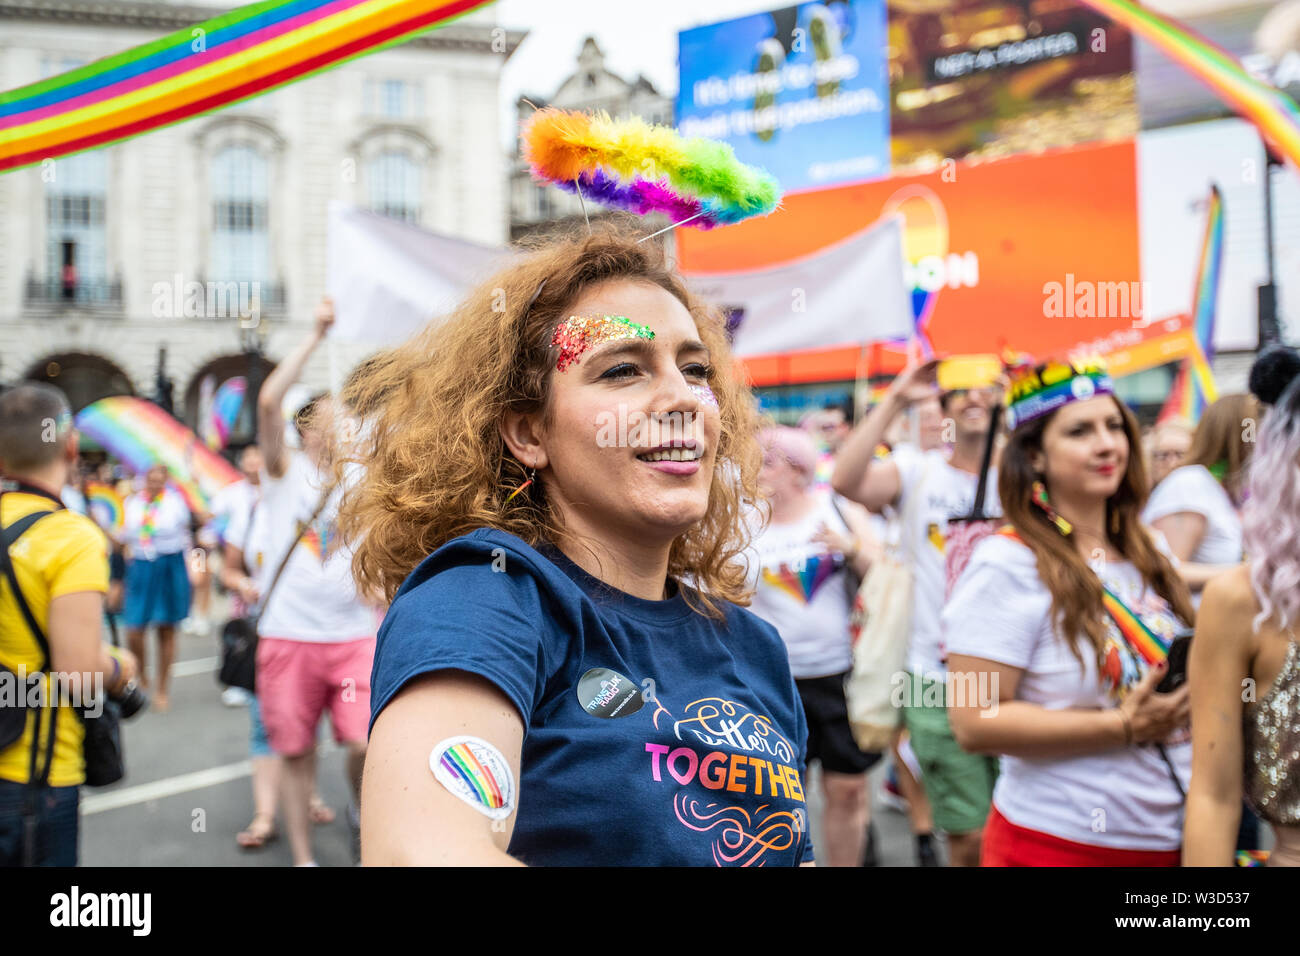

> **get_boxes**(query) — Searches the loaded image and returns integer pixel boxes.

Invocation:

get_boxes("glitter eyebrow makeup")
[551,314,655,372]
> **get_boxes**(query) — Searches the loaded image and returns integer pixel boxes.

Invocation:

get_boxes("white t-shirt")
[943,533,1191,850]
[123,487,192,558]
[745,491,855,679]
[245,452,374,643]
[1143,464,1242,568]
[891,444,1000,678]
[209,479,258,547]
[220,480,261,555]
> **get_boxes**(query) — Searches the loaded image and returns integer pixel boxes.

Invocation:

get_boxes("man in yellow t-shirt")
[0,383,138,866]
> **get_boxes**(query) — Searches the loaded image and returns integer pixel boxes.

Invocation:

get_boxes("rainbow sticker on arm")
[522,108,781,230]
[430,736,516,821]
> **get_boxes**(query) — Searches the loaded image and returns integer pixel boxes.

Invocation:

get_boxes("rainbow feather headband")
[522,108,781,230]
[1004,356,1115,430]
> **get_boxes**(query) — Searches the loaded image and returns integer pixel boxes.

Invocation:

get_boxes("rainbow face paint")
[689,383,718,409]
[551,314,654,372]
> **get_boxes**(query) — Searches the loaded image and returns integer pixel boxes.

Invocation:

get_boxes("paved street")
[81,617,936,867]
[81,624,356,867]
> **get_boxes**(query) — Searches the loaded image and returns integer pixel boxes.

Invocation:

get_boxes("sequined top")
[1245,638,1300,826]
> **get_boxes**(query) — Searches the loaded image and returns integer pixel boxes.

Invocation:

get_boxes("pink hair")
[1243,390,1300,631]
[759,426,819,480]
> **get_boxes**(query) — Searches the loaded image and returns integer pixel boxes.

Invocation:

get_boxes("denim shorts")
[0,779,80,866]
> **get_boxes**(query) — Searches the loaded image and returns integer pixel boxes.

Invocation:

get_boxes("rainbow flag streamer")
[1192,186,1224,365]
[76,396,241,513]
[0,0,491,172]
[1159,186,1223,423]
[85,481,125,533]
[1076,0,1300,170]
[440,743,505,809]
[761,554,841,605]
[1100,587,1172,667]
[207,376,247,451]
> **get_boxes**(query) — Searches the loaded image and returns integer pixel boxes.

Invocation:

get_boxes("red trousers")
[982,805,1182,867]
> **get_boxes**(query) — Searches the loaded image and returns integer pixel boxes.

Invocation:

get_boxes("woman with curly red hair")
[340,224,814,866]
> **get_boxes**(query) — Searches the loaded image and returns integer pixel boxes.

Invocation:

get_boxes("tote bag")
[844,459,931,752]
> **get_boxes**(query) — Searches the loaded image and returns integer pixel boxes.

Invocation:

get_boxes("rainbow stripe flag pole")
[0,0,491,173]
[1076,0,1300,172]
[1159,185,1223,424]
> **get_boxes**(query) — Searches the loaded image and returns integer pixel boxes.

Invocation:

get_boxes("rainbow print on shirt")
[761,553,842,604]
[298,517,336,564]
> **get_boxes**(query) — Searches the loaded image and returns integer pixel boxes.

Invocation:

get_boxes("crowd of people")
[2,222,1298,867]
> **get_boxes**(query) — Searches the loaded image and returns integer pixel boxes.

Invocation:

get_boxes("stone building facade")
[0,0,523,438]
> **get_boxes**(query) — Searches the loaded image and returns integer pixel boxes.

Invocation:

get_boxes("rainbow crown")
[1004,355,1115,430]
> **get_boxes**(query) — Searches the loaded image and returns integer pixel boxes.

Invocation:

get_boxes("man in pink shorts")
[249,299,377,866]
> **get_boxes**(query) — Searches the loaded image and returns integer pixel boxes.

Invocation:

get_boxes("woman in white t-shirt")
[748,426,878,867]
[1143,394,1258,600]
[944,358,1196,866]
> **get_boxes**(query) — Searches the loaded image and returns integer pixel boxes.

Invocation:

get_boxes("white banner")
[326,201,511,345]
[680,215,913,356]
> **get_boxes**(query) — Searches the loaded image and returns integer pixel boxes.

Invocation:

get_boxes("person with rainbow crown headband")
[942,355,1197,866]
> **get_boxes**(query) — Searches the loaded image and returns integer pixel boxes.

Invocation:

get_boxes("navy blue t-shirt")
[370,528,814,867]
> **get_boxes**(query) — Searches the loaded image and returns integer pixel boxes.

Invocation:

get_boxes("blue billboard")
[677,1,890,195]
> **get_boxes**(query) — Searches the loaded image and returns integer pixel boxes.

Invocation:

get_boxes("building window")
[368,151,421,223]
[45,150,109,300]
[210,145,270,282]
[366,78,420,118]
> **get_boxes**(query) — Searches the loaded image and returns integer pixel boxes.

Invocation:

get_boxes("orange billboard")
[679,139,1141,371]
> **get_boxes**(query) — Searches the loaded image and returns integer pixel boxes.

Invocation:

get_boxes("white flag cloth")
[326,201,511,345]
[680,215,913,356]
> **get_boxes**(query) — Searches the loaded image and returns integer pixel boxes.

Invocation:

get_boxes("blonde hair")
[335,222,763,616]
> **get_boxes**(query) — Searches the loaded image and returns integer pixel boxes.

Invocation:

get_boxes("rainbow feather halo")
[522,108,781,229]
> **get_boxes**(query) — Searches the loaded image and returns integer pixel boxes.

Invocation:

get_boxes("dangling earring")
[1109,506,1121,536]
[506,462,536,504]
[1031,479,1073,536]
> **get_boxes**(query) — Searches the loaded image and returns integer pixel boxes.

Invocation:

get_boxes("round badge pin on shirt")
[430,735,516,821]
[576,667,645,719]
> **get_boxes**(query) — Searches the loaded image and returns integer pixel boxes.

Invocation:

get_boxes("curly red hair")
[335,221,763,616]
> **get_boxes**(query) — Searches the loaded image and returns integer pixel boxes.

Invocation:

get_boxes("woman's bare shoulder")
[1201,564,1257,617]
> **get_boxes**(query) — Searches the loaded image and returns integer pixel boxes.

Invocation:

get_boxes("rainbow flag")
[1192,186,1224,365]
[85,481,125,533]
[1159,186,1223,424]
[76,396,241,513]
[439,742,506,810]
[207,377,247,451]
[1076,0,1300,170]
[0,0,491,172]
